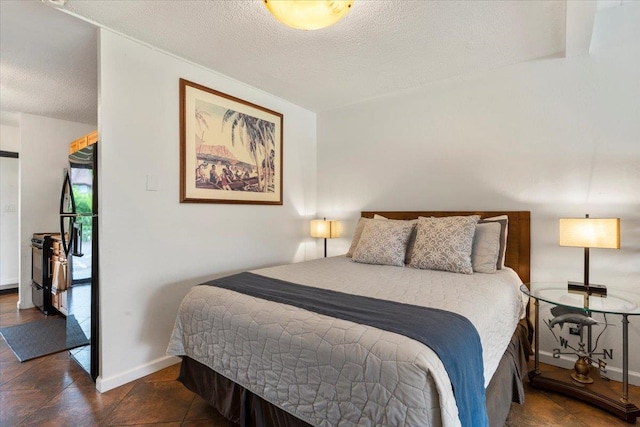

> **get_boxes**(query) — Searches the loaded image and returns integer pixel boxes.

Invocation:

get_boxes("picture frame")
[179,78,283,204]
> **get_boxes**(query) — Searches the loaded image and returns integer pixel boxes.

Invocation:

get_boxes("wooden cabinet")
[59,290,68,315]
[69,139,78,154]
[50,238,68,316]
[69,130,98,154]
[86,130,98,146]
[52,290,68,315]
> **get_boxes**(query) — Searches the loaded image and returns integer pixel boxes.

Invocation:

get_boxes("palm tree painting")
[180,78,282,205]
[221,110,276,193]
[194,106,211,148]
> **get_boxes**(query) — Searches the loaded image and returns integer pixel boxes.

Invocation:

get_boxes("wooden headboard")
[361,211,531,285]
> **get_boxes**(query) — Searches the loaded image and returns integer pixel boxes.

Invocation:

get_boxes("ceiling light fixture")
[264,0,354,30]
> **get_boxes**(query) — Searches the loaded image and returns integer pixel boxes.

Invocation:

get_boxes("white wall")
[97,30,317,391]
[1,124,20,288]
[0,124,20,151]
[17,114,95,308]
[317,5,640,382]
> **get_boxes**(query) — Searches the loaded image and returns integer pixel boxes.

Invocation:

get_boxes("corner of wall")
[95,355,181,393]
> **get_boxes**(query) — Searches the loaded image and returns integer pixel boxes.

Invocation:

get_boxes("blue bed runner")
[205,272,488,427]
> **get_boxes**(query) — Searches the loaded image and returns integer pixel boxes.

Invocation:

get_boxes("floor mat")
[0,315,89,362]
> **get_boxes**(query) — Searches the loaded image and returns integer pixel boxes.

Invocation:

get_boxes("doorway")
[0,150,19,293]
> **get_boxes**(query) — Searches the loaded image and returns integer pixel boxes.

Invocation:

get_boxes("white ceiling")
[0,0,97,126]
[2,0,573,127]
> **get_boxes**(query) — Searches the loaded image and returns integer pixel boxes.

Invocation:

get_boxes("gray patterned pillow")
[352,220,415,267]
[409,215,480,274]
[346,217,375,257]
[471,222,502,273]
[373,214,418,264]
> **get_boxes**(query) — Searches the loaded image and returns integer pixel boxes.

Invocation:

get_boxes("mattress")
[167,256,526,427]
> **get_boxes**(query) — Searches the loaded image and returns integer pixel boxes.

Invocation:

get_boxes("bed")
[168,211,532,427]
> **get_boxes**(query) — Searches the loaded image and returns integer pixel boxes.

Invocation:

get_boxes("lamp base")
[568,281,607,297]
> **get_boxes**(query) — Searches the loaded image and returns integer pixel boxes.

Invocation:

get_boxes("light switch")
[146,174,158,191]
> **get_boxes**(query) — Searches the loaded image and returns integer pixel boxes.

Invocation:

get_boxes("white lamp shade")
[264,0,354,30]
[310,219,342,239]
[559,218,620,249]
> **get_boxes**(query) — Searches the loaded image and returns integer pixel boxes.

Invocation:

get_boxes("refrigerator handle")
[59,170,77,258]
[59,171,76,214]
[69,177,77,213]
[60,215,74,257]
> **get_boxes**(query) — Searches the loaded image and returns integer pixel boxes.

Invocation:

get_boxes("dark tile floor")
[1,292,638,426]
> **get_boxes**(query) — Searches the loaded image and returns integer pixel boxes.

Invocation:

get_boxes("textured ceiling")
[0,0,97,126]
[1,0,569,126]
[63,0,566,112]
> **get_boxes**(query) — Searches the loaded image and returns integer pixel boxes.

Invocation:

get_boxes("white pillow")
[352,220,415,267]
[409,215,480,274]
[481,215,508,269]
[471,222,502,273]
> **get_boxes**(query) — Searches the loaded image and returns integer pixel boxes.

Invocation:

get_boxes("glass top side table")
[521,282,640,423]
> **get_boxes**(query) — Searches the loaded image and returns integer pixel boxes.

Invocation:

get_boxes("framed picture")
[180,78,283,204]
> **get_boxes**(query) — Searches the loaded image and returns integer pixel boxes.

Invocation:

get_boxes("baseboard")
[17,298,35,309]
[0,282,18,292]
[95,355,182,393]
[539,350,640,386]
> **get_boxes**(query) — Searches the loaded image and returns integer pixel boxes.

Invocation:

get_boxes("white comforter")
[167,256,525,427]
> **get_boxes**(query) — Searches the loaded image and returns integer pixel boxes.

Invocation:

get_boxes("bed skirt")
[178,318,532,427]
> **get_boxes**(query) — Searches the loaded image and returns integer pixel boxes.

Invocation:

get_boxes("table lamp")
[310,218,342,257]
[558,215,620,383]
[559,215,620,296]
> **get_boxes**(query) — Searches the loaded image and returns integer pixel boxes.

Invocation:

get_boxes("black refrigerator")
[59,142,99,381]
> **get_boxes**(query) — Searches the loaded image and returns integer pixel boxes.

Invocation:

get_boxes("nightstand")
[521,282,640,423]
